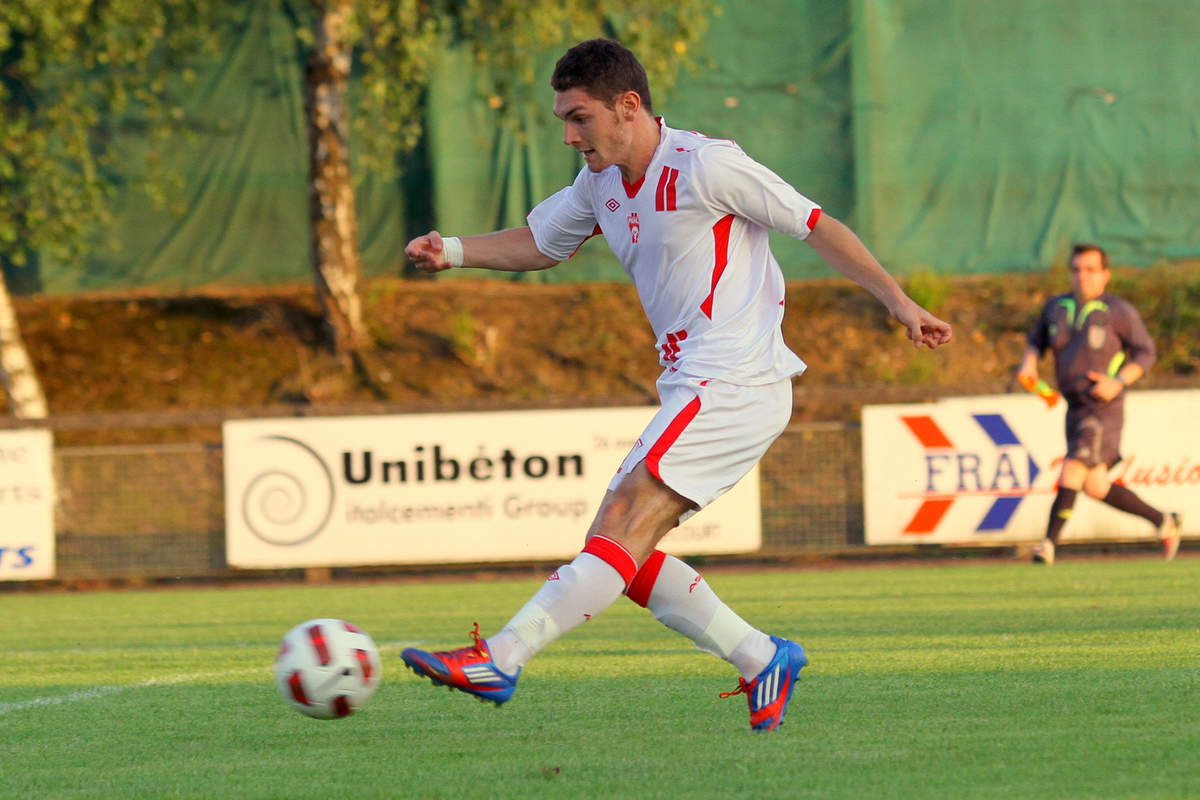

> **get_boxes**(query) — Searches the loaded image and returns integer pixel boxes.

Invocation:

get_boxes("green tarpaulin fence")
[21,0,1200,294]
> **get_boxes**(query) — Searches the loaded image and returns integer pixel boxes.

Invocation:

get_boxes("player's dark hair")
[551,38,654,113]
[1071,243,1108,269]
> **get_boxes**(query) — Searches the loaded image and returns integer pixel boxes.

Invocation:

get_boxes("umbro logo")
[605,198,620,212]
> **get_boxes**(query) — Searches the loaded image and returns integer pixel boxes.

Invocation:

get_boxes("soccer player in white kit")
[402,38,952,732]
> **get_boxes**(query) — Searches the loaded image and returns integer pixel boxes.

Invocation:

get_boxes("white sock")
[630,551,776,680]
[486,550,629,675]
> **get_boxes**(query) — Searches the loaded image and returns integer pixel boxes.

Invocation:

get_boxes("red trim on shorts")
[581,535,638,588]
[645,395,702,483]
[806,207,822,232]
[626,549,667,606]
[700,214,735,319]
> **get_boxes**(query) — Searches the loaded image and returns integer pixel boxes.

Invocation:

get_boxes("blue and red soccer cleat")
[720,635,807,732]
[401,623,520,706]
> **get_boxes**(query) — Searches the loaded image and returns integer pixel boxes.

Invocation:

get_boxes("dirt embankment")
[7,264,1199,440]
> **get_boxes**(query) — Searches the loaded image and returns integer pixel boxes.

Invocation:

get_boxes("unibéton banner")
[224,408,761,568]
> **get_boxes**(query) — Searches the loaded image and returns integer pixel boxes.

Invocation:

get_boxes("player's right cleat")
[719,635,807,732]
[1159,512,1182,561]
[1032,538,1055,565]
[401,623,520,706]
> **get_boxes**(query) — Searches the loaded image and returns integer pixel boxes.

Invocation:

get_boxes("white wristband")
[441,236,464,267]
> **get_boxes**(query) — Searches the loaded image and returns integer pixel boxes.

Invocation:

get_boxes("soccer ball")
[274,618,382,719]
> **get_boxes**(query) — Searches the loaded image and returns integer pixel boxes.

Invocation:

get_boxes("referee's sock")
[1046,487,1078,544]
[1101,484,1165,528]
[627,550,777,681]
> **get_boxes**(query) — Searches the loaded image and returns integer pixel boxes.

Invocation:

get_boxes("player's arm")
[805,214,952,349]
[404,227,559,274]
[1016,345,1041,385]
[1086,302,1154,400]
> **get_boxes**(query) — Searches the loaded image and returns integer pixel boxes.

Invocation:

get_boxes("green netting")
[26,1,850,292]
[34,2,416,294]
[428,0,853,282]
[21,1,1200,294]
[851,0,1200,273]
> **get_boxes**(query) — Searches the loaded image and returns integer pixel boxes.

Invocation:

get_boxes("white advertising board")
[224,408,761,568]
[863,390,1199,545]
[0,429,55,580]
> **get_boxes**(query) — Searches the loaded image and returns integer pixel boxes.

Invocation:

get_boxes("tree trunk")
[304,0,366,353]
[0,275,48,419]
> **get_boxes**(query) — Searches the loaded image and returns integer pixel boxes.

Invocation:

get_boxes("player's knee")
[1082,474,1110,499]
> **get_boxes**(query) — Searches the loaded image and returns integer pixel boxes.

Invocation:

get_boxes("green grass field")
[2,557,1197,799]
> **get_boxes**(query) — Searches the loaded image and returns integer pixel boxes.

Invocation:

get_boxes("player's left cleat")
[720,635,807,732]
[401,623,520,706]
[1159,512,1182,561]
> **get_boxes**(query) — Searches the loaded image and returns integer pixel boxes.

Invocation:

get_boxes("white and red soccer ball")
[274,618,382,719]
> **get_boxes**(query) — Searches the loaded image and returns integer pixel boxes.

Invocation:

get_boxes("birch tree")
[0,0,221,416]
[0,277,45,418]
[0,0,713,381]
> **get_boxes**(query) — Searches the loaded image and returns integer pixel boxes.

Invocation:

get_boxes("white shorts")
[608,372,793,514]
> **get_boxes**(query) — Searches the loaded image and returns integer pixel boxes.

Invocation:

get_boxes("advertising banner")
[863,390,1199,545]
[224,408,761,568]
[0,429,55,580]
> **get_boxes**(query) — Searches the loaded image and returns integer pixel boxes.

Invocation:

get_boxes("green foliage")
[0,0,225,268]
[1112,263,1200,375]
[2,561,1198,798]
[903,267,951,313]
[1,0,715,276]
[348,0,716,172]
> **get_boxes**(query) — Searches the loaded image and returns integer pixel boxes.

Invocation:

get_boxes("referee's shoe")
[1160,513,1183,561]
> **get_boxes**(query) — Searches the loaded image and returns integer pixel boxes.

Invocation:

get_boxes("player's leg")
[1082,411,1180,559]
[625,548,807,731]
[615,376,805,730]
[1084,473,1181,560]
[401,461,690,705]
[1034,458,1086,564]
[482,463,693,675]
[1036,410,1100,564]
[627,549,777,680]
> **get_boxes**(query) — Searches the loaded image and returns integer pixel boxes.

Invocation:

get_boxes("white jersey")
[527,120,820,385]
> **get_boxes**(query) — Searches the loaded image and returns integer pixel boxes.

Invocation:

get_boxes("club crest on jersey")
[605,198,620,213]
[627,212,640,243]
[1088,326,1106,349]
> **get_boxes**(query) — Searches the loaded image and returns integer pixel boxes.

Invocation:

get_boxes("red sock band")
[626,549,667,607]
[581,535,639,589]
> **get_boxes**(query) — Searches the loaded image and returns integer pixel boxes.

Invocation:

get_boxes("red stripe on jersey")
[700,214,735,319]
[655,166,671,211]
[806,207,822,232]
[626,549,667,607]
[581,535,639,587]
[665,168,679,210]
[569,224,603,259]
[645,395,701,483]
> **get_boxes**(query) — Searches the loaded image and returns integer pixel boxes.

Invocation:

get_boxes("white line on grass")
[0,644,424,717]
[0,668,264,717]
